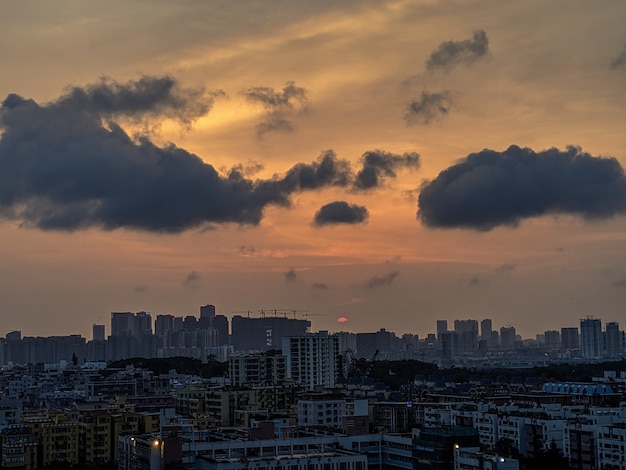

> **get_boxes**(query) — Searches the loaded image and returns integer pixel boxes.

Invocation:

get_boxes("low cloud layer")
[611,44,626,70]
[0,77,384,232]
[405,91,452,125]
[426,30,489,71]
[313,201,369,226]
[418,145,626,230]
[241,81,309,136]
[354,150,420,190]
[284,267,297,282]
[367,271,399,288]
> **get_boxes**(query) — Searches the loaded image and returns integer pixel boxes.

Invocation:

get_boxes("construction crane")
[362,349,380,385]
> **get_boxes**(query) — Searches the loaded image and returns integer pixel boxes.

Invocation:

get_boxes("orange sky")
[1,0,626,340]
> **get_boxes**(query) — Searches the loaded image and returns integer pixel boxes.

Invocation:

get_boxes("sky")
[1,0,626,340]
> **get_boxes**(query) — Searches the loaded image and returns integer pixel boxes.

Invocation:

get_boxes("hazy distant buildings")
[480,319,492,347]
[500,326,516,351]
[544,330,560,351]
[231,315,310,351]
[605,321,623,358]
[356,329,396,359]
[580,317,603,359]
[92,324,105,342]
[560,327,579,352]
[454,320,478,354]
[436,320,448,341]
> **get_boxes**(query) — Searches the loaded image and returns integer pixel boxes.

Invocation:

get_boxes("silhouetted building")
[500,326,516,351]
[561,327,579,352]
[212,315,229,345]
[437,320,448,342]
[604,321,622,358]
[231,315,310,351]
[92,324,105,342]
[544,330,560,351]
[481,318,493,347]
[580,316,602,359]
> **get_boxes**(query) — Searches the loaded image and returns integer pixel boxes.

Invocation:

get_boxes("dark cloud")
[426,30,489,71]
[285,268,297,282]
[311,282,329,290]
[468,275,481,286]
[611,45,626,70]
[418,145,626,230]
[495,263,515,274]
[241,81,309,136]
[367,271,399,288]
[612,279,626,289]
[183,271,200,288]
[353,150,420,190]
[405,91,453,125]
[133,285,148,293]
[313,201,369,226]
[238,245,258,257]
[0,79,358,233]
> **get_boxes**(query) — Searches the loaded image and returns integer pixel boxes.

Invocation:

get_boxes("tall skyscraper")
[500,326,516,351]
[480,319,492,342]
[544,330,560,351]
[580,316,603,359]
[200,305,215,328]
[92,324,105,342]
[454,320,478,354]
[605,322,622,358]
[560,327,579,351]
[436,320,448,341]
[111,312,135,337]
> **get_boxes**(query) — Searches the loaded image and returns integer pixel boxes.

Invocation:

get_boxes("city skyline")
[1,1,626,340]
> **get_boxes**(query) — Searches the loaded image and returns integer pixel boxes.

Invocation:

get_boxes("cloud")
[313,201,369,226]
[0,79,360,232]
[418,145,626,230]
[285,267,297,282]
[612,279,626,289]
[59,76,222,127]
[367,271,399,288]
[241,81,309,136]
[353,150,420,190]
[468,275,481,286]
[311,282,329,290]
[425,30,489,71]
[183,271,200,288]
[611,44,626,70]
[405,91,453,125]
[133,285,147,293]
[495,263,515,274]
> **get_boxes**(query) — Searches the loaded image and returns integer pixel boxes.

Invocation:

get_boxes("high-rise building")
[480,319,492,341]
[213,315,229,345]
[454,320,478,354]
[560,327,579,351]
[155,314,175,337]
[231,315,310,351]
[580,317,603,359]
[500,326,516,351]
[436,320,448,341]
[282,331,340,391]
[200,304,216,327]
[604,322,622,358]
[111,312,135,337]
[92,324,105,342]
[544,330,560,351]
